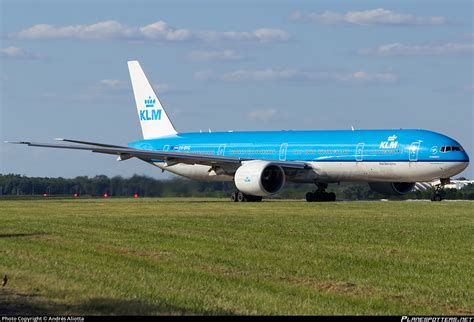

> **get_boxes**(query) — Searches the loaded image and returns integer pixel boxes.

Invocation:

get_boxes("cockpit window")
[440,146,463,152]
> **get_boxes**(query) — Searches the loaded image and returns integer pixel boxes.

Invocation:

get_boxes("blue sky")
[1,0,472,178]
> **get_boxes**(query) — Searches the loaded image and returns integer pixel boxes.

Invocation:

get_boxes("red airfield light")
[43,193,48,197]
[73,193,79,197]
[103,193,109,198]
[133,194,139,198]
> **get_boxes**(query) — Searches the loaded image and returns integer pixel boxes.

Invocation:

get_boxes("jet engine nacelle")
[368,182,416,196]
[234,160,285,196]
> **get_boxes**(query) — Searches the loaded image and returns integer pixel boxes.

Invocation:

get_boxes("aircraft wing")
[53,138,128,148]
[8,141,310,170]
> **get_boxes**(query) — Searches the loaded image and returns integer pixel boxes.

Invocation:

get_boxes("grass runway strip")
[0,198,472,315]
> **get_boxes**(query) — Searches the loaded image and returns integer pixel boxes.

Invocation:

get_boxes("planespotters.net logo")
[402,317,473,322]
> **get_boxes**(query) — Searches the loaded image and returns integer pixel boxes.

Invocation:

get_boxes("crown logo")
[144,96,156,108]
[388,135,397,141]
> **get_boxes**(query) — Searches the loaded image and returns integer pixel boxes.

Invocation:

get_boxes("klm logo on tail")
[145,97,156,107]
[140,96,161,121]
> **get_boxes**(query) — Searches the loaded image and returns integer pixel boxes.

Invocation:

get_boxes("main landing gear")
[306,183,336,202]
[431,178,450,202]
[231,191,263,202]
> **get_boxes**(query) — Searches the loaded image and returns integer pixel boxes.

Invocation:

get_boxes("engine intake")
[368,182,416,196]
[234,161,285,196]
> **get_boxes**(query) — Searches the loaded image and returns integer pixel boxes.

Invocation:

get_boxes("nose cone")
[460,147,470,172]
[444,135,470,162]
[453,143,469,175]
[435,132,470,176]
[461,148,470,163]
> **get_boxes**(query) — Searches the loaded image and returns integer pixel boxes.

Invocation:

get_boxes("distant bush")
[0,174,472,200]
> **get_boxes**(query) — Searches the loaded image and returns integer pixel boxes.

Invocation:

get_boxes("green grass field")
[0,198,472,315]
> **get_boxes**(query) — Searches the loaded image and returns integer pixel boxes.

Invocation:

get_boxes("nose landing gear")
[431,178,450,202]
[306,183,336,202]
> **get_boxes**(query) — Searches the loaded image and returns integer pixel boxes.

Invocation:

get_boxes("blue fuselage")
[128,129,469,164]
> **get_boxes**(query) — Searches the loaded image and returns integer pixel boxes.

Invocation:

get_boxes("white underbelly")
[309,161,468,182]
[151,161,467,184]
[152,162,233,182]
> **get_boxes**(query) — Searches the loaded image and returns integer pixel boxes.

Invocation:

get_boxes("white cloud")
[434,84,474,94]
[193,70,215,82]
[247,109,279,122]
[153,83,171,94]
[360,42,474,56]
[138,21,195,41]
[220,69,302,82]
[253,28,291,42]
[195,28,289,43]
[290,8,446,26]
[97,79,127,90]
[94,79,171,94]
[15,21,136,40]
[463,85,474,92]
[195,68,398,84]
[188,50,243,62]
[12,20,290,43]
[1,46,37,59]
[460,33,474,40]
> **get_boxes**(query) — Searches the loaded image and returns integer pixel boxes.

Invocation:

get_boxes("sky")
[0,0,472,179]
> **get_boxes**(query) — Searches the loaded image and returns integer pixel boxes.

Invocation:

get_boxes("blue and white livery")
[11,61,469,202]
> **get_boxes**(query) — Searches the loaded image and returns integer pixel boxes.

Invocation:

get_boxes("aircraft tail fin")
[127,61,177,139]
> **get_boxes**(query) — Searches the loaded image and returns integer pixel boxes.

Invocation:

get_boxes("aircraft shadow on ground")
[0,233,49,239]
[0,290,235,315]
[0,232,234,315]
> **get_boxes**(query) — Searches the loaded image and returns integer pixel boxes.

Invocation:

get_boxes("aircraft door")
[218,144,226,156]
[409,142,421,161]
[163,145,170,151]
[279,143,288,161]
[356,143,364,161]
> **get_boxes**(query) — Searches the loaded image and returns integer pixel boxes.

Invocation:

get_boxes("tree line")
[0,174,473,200]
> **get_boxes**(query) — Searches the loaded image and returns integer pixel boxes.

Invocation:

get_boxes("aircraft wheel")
[328,192,336,202]
[237,192,246,202]
[313,192,323,202]
[231,192,238,202]
[306,192,314,202]
[433,194,442,202]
